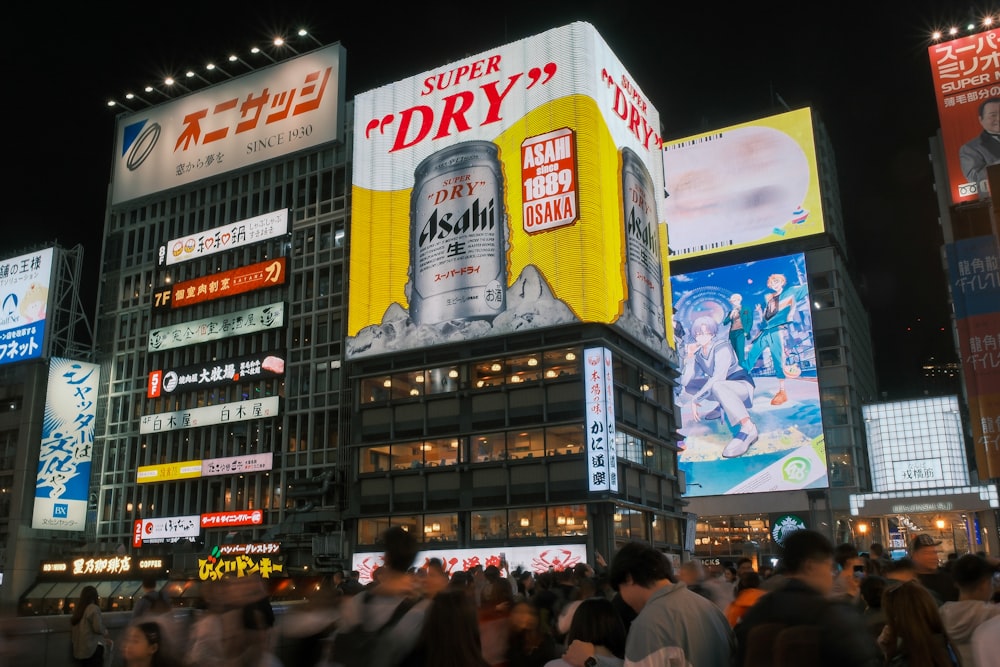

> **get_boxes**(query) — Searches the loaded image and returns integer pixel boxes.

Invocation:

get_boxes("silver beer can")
[621,147,666,339]
[409,141,508,326]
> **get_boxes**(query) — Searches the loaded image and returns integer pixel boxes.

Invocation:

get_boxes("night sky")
[9,1,968,396]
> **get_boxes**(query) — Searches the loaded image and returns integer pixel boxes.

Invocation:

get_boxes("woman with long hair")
[121,621,171,667]
[402,587,490,667]
[506,599,560,667]
[879,580,960,667]
[71,585,109,667]
[545,597,627,667]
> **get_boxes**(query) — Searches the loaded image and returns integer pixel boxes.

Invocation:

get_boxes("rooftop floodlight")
[298,28,323,46]
[274,36,299,54]
[931,30,943,41]
[163,77,191,93]
[107,99,135,112]
[949,26,959,35]
[206,62,231,77]
[968,22,976,31]
[986,16,995,26]
[185,70,211,85]
[250,46,277,63]
[125,92,151,105]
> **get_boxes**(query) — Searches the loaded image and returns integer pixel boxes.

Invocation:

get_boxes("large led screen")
[662,108,825,260]
[348,22,674,362]
[928,30,1000,204]
[670,252,827,497]
[0,248,54,366]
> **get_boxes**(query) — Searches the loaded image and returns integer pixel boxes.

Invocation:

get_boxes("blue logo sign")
[53,503,68,518]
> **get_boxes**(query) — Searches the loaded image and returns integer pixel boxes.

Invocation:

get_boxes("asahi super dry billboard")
[348,22,674,362]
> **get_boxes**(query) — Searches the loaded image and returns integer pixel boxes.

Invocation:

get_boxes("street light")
[857,522,868,550]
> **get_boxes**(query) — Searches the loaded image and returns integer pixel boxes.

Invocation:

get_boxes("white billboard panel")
[112,45,346,204]
[0,248,54,366]
[157,209,289,267]
[32,359,100,531]
[147,302,285,352]
[140,396,279,434]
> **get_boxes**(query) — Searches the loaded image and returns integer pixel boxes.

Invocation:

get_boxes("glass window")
[545,424,585,456]
[617,431,644,464]
[507,355,542,384]
[548,504,588,537]
[509,429,544,460]
[474,360,505,389]
[510,508,546,538]
[473,432,506,462]
[424,366,461,395]
[358,517,391,545]
[359,376,390,404]
[422,513,457,543]
[360,445,392,473]
[472,509,508,541]
[543,348,580,378]
[422,437,461,467]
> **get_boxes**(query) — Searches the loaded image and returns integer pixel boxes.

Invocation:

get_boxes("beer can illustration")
[621,147,666,339]
[409,140,508,326]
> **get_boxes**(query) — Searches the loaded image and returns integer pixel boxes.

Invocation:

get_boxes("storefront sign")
[147,302,285,352]
[147,352,286,397]
[139,396,279,434]
[584,347,618,492]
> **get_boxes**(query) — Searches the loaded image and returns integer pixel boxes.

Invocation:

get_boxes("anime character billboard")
[670,252,828,497]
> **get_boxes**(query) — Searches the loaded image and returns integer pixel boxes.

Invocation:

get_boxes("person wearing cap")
[939,553,1000,667]
[910,534,958,604]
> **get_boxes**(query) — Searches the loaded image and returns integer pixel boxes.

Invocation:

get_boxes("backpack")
[332,592,419,667]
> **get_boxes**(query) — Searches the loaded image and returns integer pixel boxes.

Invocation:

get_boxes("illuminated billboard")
[927,30,1000,204]
[140,396,279,434]
[148,302,285,352]
[32,359,100,531]
[157,209,289,268]
[137,452,274,484]
[112,46,345,204]
[147,351,285,397]
[348,22,674,362]
[661,108,825,260]
[152,257,286,311]
[670,252,827,497]
[0,248,54,366]
[583,347,618,492]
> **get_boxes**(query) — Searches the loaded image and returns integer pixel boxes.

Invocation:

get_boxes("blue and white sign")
[32,358,100,531]
[0,248,53,366]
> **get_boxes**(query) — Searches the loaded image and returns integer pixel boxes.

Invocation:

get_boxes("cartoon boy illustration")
[679,316,759,458]
[744,273,797,405]
[723,293,753,372]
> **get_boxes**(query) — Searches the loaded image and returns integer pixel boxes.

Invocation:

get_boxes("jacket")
[71,603,106,660]
[939,600,1000,667]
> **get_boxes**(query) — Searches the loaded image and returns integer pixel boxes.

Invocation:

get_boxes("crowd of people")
[52,528,999,667]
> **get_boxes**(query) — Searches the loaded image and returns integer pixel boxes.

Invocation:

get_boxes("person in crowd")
[734,529,882,667]
[517,571,537,602]
[564,541,733,667]
[878,579,960,667]
[867,543,890,577]
[885,557,919,585]
[121,620,173,667]
[544,597,627,667]
[335,526,430,667]
[555,574,597,639]
[506,599,560,667]
[71,585,110,667]
[278,582,342,667]
[911,535,958,604]
[401,587,491,667]
[133,576,171,618]
[422,557,450,599]
[726,570,767,628]
[676,560,712,601]
[186,578,251,667]
[939,553,1000,667]
[480,564,515,666]
[860,574,889,640]
[702,563,736,611]
[341,570,365,596]
[970,613,1000,667]
[831,542,865,610]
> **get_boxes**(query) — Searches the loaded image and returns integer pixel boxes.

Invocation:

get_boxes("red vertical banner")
[928,30,1000,204]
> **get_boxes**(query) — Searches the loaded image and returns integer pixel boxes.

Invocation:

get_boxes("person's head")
[860,575,886,610]
[608,541,674,613]
[729,293,743,307]
[736,557,754,575]
[677,560,706,586]
[382,525,418,573]
[566,597,627,659]
[736,571,762,594]
[778,529,836,595]
[881,580,950,660]
[910,534,942,574]
[767,273,787,292]
[868,543,885,558]
[420,588,489,667]
[141,575,158,592]
[951,553,996,601]
[508,599,541,633]
[71,585,101,624]
[122,621,162,667]
[691,316,719,344]
[884,557,918,584]
[978,97,1000,134]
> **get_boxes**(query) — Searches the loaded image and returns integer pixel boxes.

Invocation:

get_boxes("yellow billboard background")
[349,94,667,337]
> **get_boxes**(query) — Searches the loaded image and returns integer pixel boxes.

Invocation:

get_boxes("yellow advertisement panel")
[136,461,203,484]
[662,107,825,260]
[348,22,674,361]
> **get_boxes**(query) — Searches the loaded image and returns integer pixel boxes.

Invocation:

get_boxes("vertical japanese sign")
[0,247,54,367]
[927,30,1000,204]
[584,346,618,492]
[112,46,345,204]
[32,358,100,531]
[945,235,1000,478]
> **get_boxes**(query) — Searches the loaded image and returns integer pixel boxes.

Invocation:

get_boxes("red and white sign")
[201,510,264,528]
[133,515,201,546]
[153,257,286,311]
[928,30,1000,204]
[521,128,579,233]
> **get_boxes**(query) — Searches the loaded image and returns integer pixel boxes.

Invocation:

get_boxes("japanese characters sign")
[112,46,345,204]
[927,30,1000,204]
[583,347,618,492]
[134,515,200,546]
[349,22,674,363]
[152,257,286,311]
[0,247,53,367]
[198,552,284,580]
[137,453,274,484]
[140,396,279,434]
[157,209,289,267]
[147,351,286,397]
[201,509,264,528]
[892,458,944,484]
[32,358,100,531]
[147,302,285,352]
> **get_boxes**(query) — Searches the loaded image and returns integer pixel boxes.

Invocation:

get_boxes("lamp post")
[857,522,868,551]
